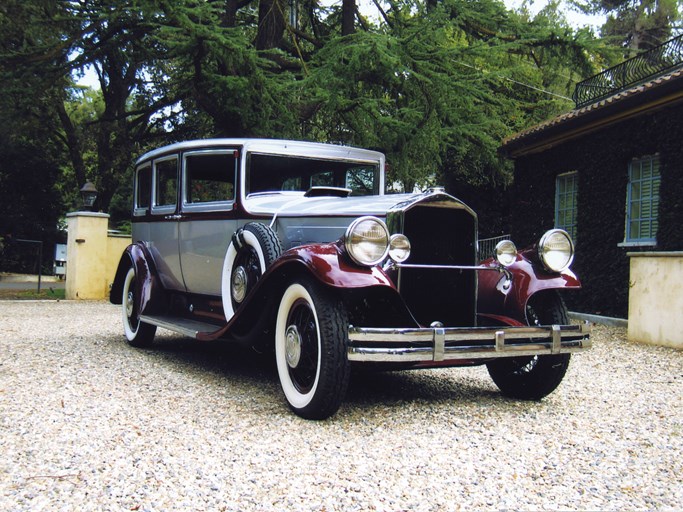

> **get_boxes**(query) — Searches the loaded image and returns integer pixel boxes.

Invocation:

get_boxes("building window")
[625,155,660,245]
[555,172,578,240]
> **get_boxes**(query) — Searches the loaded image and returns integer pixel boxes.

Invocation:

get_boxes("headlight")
[388,234,411,263]
[495,239,517,267]
[345,216,390,266]
[538,229,574,272]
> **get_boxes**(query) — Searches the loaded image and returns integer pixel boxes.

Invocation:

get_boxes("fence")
[573,34,683,108]
[0,238,44,274]
[0,238,45,292]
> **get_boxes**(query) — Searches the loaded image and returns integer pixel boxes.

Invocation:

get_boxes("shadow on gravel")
[346,368,500,407]
[121,333,503,415]
[136,334,278,384]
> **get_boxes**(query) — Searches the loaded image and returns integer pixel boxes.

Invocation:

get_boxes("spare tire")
[221,222,282,321]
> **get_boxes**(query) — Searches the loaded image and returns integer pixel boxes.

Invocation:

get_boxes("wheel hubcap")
[231,266,248,303]
[126,291,134,318]
[285,325,302,368]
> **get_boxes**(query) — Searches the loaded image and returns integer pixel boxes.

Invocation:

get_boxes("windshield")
[247,153,380,196]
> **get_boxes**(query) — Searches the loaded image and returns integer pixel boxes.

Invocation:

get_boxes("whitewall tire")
[221,223,282,322]
[275,277,350,420]
[121,267,156,347]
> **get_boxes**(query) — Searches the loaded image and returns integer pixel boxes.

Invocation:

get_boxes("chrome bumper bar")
[347,323,591,363]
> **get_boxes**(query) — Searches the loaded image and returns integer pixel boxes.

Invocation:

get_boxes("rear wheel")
[121,267,157,347]
[487,291,571,400]
[275,277,350,420]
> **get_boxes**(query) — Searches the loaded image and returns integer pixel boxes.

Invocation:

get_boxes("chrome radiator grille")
[396,204,477,327]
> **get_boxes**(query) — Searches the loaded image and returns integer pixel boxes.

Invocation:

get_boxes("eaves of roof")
[500,67,683,159]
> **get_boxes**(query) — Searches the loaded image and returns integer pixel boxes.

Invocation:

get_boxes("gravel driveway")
[1,300,681,511]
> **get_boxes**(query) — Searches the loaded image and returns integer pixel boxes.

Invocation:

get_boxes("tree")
[0,0,66,263]
[299,0,603,192]
[572,0,682,52]
[0,0,614,241]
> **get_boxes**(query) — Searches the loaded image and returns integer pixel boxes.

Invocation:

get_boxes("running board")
[140,314,223,339]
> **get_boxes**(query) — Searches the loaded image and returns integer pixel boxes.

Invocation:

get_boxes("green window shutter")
[555,172,578,241]
[626,155,660,244]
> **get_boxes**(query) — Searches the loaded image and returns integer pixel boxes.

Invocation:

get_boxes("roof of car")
[136,138,385,165]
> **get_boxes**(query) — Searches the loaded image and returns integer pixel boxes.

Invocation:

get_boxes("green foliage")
[299,0,605,191]
[0,1,66,266]
[572,0,682,51]
[0,0,625,236]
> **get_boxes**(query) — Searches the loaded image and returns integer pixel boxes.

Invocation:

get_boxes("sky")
[504,0,606,30]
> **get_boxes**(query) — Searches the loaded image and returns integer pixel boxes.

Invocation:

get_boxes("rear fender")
[478,254,580,324]
[109,243,165,316]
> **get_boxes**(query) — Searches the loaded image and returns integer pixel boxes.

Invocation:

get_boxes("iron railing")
[573,34,683,108]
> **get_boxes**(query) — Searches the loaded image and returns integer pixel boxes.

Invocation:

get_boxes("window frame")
[133,162,152,217]
[181,149,238,213]
[151,154,179,216]
[623,154,661,247]
[554,171,578,241]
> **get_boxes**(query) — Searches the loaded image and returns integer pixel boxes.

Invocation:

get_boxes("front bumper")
[347,323,591,363]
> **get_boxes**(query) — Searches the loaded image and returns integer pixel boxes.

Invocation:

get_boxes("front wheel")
[486,291,571,400]
[275,277,350,420]
[121,267,157,347]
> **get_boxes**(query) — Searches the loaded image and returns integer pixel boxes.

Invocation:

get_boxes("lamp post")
[80,182,98,211]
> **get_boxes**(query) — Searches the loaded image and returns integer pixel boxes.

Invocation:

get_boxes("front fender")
[109,242,165,317]
[478,254,581,324]
[202,242,405,341]
[269,242,396,290]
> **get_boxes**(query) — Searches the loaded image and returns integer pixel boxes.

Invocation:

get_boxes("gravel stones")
[1,301,681,510]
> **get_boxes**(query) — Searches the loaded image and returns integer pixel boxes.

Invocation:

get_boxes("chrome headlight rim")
[388,233,411,263]
[344,216,390,267]
[538,229,575,273]
[495,239,518,267]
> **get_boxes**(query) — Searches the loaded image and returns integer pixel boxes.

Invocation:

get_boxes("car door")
[149,153,186,291]
[178,149,239,296]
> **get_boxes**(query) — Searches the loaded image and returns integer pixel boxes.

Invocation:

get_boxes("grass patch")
[0,287,66,300]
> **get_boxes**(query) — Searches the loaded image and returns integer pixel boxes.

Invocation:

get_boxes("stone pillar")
[65,212,110,300]
[628,251,683,349]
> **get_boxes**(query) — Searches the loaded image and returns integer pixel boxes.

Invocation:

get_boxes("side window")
[134,164,151,215]
[153,156,178,212]
[184,151,236,208]
[282,177,302,191]
[311,171,334,187]
[554,171,578,241]
[625,155,660,245]
[346,167,376,196]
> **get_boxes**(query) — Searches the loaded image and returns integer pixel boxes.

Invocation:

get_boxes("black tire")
[275,277,350,420]
[486,291,571,400]
[121,267,157,347]
[222,222,282,321]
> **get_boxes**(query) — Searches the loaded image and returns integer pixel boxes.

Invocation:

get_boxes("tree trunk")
[342,0,355,36]
[256,0,287,50]
[55,99,87,188]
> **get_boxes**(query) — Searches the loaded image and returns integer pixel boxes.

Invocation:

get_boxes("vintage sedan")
[110,139,590,419]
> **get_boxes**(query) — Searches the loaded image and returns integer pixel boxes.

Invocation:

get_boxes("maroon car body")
[111,139,590,419]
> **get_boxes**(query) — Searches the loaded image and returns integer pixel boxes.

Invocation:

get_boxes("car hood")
[244,192,420,218]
